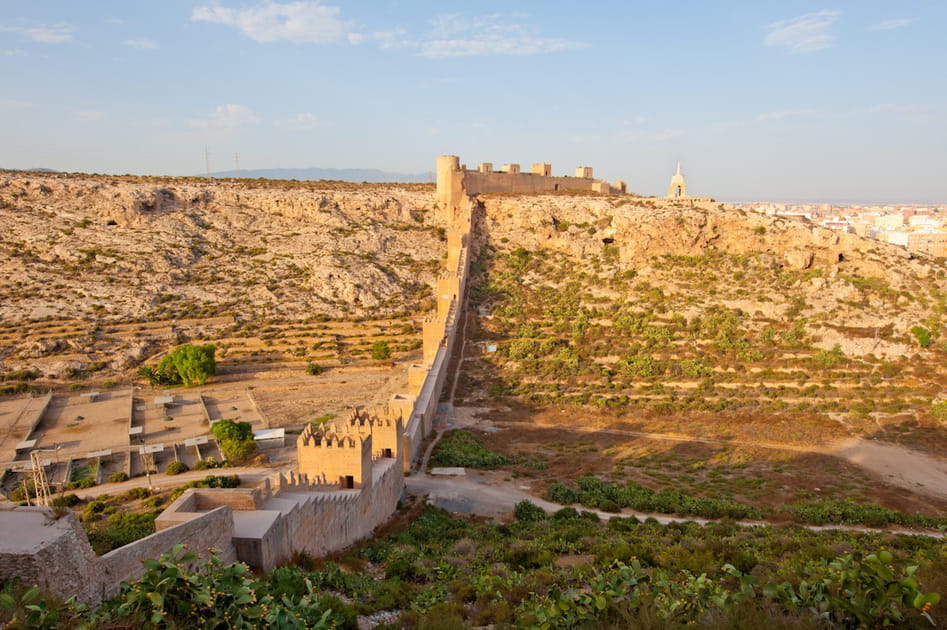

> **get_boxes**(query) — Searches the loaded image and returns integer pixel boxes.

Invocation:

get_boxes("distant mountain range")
[1,166,433,183]
[206,167,433,183]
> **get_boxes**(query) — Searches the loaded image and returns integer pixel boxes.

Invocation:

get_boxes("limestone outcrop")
[0,172,442,325]
[478,195,929,289]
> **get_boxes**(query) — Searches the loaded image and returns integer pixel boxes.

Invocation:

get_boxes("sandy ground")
[834,438,947,502]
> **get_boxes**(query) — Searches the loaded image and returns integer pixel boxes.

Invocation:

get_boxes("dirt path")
[404,473,944,538]
[833,439,947,502]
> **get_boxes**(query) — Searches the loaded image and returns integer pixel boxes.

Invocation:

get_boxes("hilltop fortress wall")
[436,155,626,218]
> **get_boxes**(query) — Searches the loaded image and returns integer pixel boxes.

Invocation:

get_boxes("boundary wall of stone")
[0,504,235,606]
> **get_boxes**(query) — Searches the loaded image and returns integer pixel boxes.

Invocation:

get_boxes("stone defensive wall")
[155,456,402,571]
[400,191,475,463]
[436,154,626,216]
[0,504,236,605]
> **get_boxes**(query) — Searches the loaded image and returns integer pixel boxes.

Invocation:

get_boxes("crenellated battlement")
[437,154,627,218]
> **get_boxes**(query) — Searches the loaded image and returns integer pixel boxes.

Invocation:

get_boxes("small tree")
[158,343,217,387]
[371,340,392,361]
[211,419,256,462]
[305,362,323,375]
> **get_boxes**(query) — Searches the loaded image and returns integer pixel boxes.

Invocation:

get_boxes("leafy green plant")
[430,430,511,468]
[107,471,129,483]
[85,511,159,554]
[371,340,392,361]
[911,325,933,348]
[211,419,256,462]
[166,461,188,475]
[101,544,335,629]
[140,343,217,387]
[932,400,947,420]
[193,457,225,470]
[514,500,547,522]
[0,581,87,630]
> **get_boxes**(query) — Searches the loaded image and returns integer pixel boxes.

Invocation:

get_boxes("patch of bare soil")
[459,406,947,519]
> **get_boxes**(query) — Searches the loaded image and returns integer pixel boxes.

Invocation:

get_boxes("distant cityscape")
[732,202,947,258]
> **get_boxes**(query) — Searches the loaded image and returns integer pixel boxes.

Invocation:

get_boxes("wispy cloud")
[274,112,319,130]
[190,4,584,57]
[191,1,356,44]
[3,49,27,56]
[108,18,125,25]
[870,18,916,31]
[755,108,815,122]
[0,98,30,108]
[189,104,260,129]
[124,38,158,50]
[413,13,588,58]
[0,22,74,44]
[75,110,106,122]
[764,10,840,53]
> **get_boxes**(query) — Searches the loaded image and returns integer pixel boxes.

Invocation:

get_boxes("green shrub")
[305,362,324,375]
[122,487,150,501]
[430,430,511,469]
[166,461,188,475]
[911,325,933,348]
[85,511,158,554]
[50,493,80,508]
[193,456,224,470]
[81,501,106,522]
[514,500,547,522]
[64,478,95,491]
[548,477,762,520]
[371,340,392,361]
[140,343,217,387]
[932,400,947,420]
[168,474,241,502]
[107,471,129,483]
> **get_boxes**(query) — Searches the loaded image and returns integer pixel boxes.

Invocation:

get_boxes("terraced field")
[460,247,946,450]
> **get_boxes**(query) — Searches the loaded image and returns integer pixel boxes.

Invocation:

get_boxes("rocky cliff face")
[0,172,442,325]
[479,195,932,282]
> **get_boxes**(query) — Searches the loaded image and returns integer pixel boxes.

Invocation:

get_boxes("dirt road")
[405,471,944,538]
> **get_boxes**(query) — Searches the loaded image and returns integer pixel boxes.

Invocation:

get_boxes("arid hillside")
[0,172,442,381]
[461,192,947,455]
[476,193,946,359]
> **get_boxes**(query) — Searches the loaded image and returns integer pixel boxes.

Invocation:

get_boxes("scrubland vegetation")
[463,247,947,452]
[2,503,943,629]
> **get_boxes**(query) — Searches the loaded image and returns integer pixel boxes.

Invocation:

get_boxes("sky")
[0,1,945,203]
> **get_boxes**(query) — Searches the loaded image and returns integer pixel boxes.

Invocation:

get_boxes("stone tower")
[668,162,687,198]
